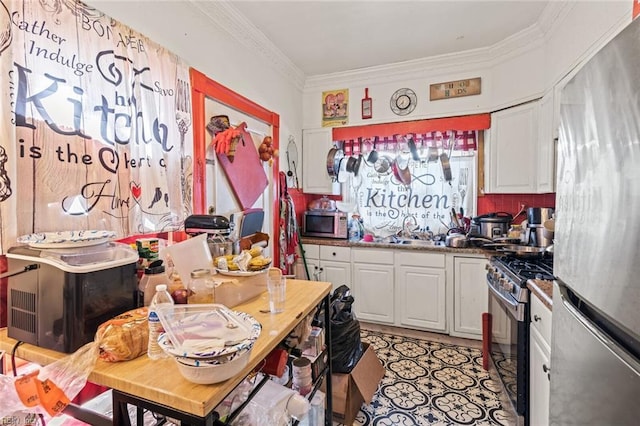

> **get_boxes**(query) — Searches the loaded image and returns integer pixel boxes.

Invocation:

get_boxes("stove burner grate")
[494,255,555,283]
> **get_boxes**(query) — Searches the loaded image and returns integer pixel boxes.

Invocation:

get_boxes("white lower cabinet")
[318,245,351,292]
[352,248,395,324]
[451,256,489,339]
[297,244,351,291]
[295,244,319,280]
[395,251,447,332]
[300,243,495,338]
[529,295,552,426]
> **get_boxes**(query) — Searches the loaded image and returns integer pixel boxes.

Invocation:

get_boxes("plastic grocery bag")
[327,285,363,373]
[0,340,99,420]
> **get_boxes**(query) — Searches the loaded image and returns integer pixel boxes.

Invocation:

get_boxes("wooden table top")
[0,279,332,418]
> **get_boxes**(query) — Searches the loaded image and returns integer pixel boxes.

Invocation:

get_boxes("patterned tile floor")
[340,328,517,426]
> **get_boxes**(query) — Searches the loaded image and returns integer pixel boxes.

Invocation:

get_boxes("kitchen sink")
[395,239,444,247]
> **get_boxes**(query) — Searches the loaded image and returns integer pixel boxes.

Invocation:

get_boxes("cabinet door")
[296,244,320,280]
[396,266,446,332]
[536,92,556,193]
[352,262,395,324]
[319,260,351,292]
[530,326,551,426]
[295,258,320,280]
[486,102,539,193]
[302,128,340,195]
[452,257,488,339]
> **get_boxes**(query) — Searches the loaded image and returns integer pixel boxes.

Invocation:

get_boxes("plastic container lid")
[191,268,212,278]
[8,242,138,273]
[155,304,261,358]
[145,263,166,275]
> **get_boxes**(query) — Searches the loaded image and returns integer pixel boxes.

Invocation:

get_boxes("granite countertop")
[528,279,553,310]
[300,237,492,256]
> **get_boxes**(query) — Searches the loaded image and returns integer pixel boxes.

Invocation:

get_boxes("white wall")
[302,2,632,129]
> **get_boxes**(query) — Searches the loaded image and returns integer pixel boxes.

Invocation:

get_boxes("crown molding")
[303,23,545,91]
[536,1,575,36]
[188,0,306,91]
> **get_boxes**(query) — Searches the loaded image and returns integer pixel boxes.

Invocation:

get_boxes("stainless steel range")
[486,255,554,425]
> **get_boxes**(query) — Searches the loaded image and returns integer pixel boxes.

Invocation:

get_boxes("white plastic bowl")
[174,347,251,384]
[175,345,252,366]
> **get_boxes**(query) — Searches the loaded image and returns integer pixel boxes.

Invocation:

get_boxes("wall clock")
[390,88,417,116]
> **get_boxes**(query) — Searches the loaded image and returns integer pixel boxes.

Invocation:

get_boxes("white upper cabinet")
[485,100,555,194]
[302,128,341,195]
[485,102,538,193]
[535,91,557,193]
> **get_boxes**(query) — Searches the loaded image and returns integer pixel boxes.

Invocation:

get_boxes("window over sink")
[340,132,478,239]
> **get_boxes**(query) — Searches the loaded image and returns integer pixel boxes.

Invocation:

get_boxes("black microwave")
[302,210,348,239]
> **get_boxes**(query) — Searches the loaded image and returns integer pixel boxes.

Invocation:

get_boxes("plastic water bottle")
[147,284,174,360]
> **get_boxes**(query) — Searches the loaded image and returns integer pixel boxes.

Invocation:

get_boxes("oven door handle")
[487,282,525,322]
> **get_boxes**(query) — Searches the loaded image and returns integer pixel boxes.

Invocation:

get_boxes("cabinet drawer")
[351,248,394,265]
[531,295,552,346]
[301,244,319,260]
[320,245,350,261]
[395,251,445,268]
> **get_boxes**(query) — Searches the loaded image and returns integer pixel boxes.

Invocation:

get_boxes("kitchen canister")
[187,268,215,304]
[291,357,313,396]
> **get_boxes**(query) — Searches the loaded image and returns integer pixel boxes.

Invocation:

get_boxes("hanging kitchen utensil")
[361,87,372,119]
[345,155,358,173]
[367,137,379,164]
[326,141,344,181]
[407,136,420,161]
[352,138,363,176]
[427,145,439,162]
[391,156,412,187]
[286,136,299,188]
[344,140,358,174]
[440,151,452,184]
[337,157,349,183]
[391,139,412,187]
[373,141,392,174]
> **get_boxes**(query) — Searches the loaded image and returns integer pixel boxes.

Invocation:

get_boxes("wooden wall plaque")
[430,77,481,101]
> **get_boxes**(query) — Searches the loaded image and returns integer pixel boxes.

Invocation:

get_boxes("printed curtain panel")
[0,0,192,253]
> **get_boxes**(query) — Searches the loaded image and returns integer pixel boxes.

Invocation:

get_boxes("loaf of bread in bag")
[95,307,149,362]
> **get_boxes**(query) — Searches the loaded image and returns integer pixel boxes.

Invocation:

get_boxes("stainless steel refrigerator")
[551,16,640,426]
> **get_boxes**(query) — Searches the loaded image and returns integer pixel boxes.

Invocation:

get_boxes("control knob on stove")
[500,278,514,293]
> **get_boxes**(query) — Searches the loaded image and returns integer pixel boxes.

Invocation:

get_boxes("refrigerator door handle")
[558,285,640,371]
[487,283,525,322]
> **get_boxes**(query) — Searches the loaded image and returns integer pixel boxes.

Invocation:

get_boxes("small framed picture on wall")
[322,89,348,127]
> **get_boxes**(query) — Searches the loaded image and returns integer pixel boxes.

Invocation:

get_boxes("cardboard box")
[323,342,385,425]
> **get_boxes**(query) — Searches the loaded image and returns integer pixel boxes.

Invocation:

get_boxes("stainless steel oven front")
[486,261,529,424]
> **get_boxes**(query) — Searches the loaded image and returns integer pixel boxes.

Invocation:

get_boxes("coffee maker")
[526,207,554,247]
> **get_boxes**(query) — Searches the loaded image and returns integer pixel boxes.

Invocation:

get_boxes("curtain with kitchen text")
[0,0,192,253]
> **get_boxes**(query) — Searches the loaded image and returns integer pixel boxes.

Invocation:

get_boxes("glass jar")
[187,268,215,304]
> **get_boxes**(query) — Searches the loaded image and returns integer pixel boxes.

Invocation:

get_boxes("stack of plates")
[156,304,261,384]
